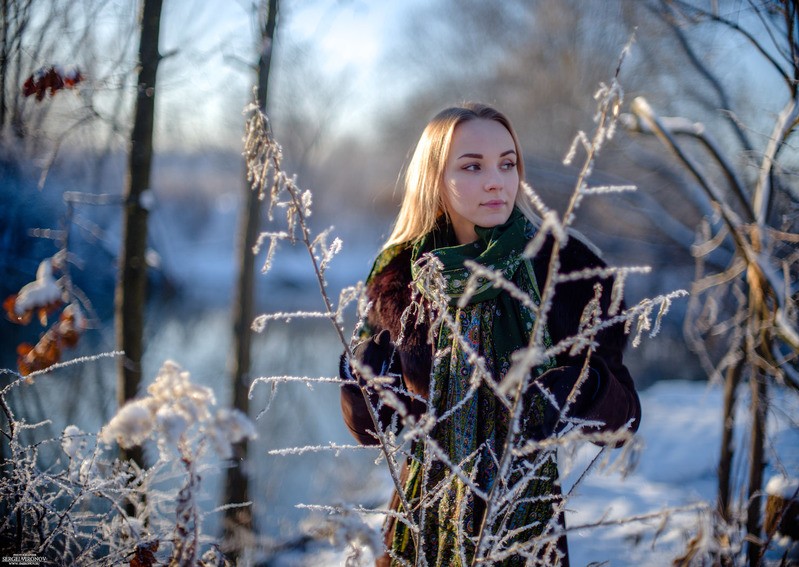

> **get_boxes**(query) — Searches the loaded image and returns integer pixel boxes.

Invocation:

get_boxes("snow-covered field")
[267,379,798,566]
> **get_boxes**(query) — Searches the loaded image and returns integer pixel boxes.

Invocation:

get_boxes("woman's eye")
[502,161,517,170]
[464,163,481,171]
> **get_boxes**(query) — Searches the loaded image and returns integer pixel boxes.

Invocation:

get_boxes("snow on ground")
[564,379,725,565]
[269,379,798,566]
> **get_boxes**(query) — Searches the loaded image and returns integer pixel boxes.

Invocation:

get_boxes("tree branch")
[628,97,747,241]
[668,0,795,90]
[621,111,755,222]
[753,97,799,225]
[654,0,755,151]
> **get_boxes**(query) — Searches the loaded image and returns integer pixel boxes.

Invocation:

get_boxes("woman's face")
[442,118,519,245]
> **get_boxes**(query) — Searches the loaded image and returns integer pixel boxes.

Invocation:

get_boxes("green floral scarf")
[387,208,560,566]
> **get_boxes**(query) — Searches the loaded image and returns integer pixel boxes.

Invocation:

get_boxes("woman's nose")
[484,169,503,191]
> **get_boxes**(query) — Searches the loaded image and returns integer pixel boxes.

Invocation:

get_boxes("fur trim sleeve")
[363,247,432,398]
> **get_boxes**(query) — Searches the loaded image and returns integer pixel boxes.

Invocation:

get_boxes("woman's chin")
[477,209,512,227]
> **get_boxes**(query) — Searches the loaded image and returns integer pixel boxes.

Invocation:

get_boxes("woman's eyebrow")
[456,149,517,160]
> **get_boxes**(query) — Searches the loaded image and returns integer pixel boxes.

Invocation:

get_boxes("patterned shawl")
[384,208,561,566]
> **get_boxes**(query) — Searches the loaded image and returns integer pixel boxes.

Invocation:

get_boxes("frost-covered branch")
[242,105,419,542]
[0,361,257,565]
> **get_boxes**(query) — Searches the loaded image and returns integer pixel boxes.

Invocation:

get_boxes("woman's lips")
[481,200,506,208]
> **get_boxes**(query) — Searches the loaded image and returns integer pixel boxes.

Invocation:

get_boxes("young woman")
[339,103,641,566]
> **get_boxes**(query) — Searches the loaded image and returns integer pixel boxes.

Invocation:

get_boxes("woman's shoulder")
[561,229,606,270]
[521,211,605,271]
[363,243,417,338]
[535,228,607,273]
[366,243,414,300]
[368,243,411,279]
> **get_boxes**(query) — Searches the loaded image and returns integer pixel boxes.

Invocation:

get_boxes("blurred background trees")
[225,0,279,553]
[0,0,796,563]
[623,2,798,563]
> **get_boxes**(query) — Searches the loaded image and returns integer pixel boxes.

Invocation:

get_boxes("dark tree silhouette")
[115,0,164,468]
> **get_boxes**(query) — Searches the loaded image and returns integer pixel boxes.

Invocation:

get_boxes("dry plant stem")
[657,0,755,152]
[629,11,799,559]
[631,98,799,351]
[249,110,417,542]
[744,256,774,567]
[0,353,124,398]
[746,371,767,567]
[36,484,86,554]
[473,63,624,563]
[1,394,15,441]
[283,176,347,347]
[630,98,747,251]
[624,113,752,220]
[569,501,708,533]
[753,97,798,224]
[172,454,201,566]
[288,178,416,528]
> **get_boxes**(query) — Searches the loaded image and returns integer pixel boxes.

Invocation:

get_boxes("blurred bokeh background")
[1,0,796,561]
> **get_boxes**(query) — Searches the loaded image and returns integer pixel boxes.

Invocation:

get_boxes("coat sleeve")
[536,235,642,444]
[339,329,399,445]
[339,329,426,445]
[582,336,641,437]
[340,246,428,445]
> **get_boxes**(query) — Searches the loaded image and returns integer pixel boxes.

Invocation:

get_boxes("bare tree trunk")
[115,0,163,467]
[718,358,743,521]
[9,0,28,139]
[223,0,279,552]
[746,370,767,567]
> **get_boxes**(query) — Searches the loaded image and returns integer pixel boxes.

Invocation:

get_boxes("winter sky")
[150,0,420,148]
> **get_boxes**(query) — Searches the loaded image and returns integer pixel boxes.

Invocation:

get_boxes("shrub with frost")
[0,358,256,565]
[101,360,255,462]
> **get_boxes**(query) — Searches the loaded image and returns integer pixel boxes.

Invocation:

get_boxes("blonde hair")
[384,103,538,249]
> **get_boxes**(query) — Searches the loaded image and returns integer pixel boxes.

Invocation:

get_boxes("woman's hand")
[528,365,603,439]
[339,329,395,385]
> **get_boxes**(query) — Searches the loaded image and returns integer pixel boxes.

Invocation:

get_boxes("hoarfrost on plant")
[61,424,84,458]
[101,400,155,448]
[14,259,62,314]
[100,360,256,459]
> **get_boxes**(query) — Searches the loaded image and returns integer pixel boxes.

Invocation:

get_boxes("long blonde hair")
[384,103,537,249]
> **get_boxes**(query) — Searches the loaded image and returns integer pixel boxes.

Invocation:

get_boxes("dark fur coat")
[341,232,641,443]
[339,231,642,566]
